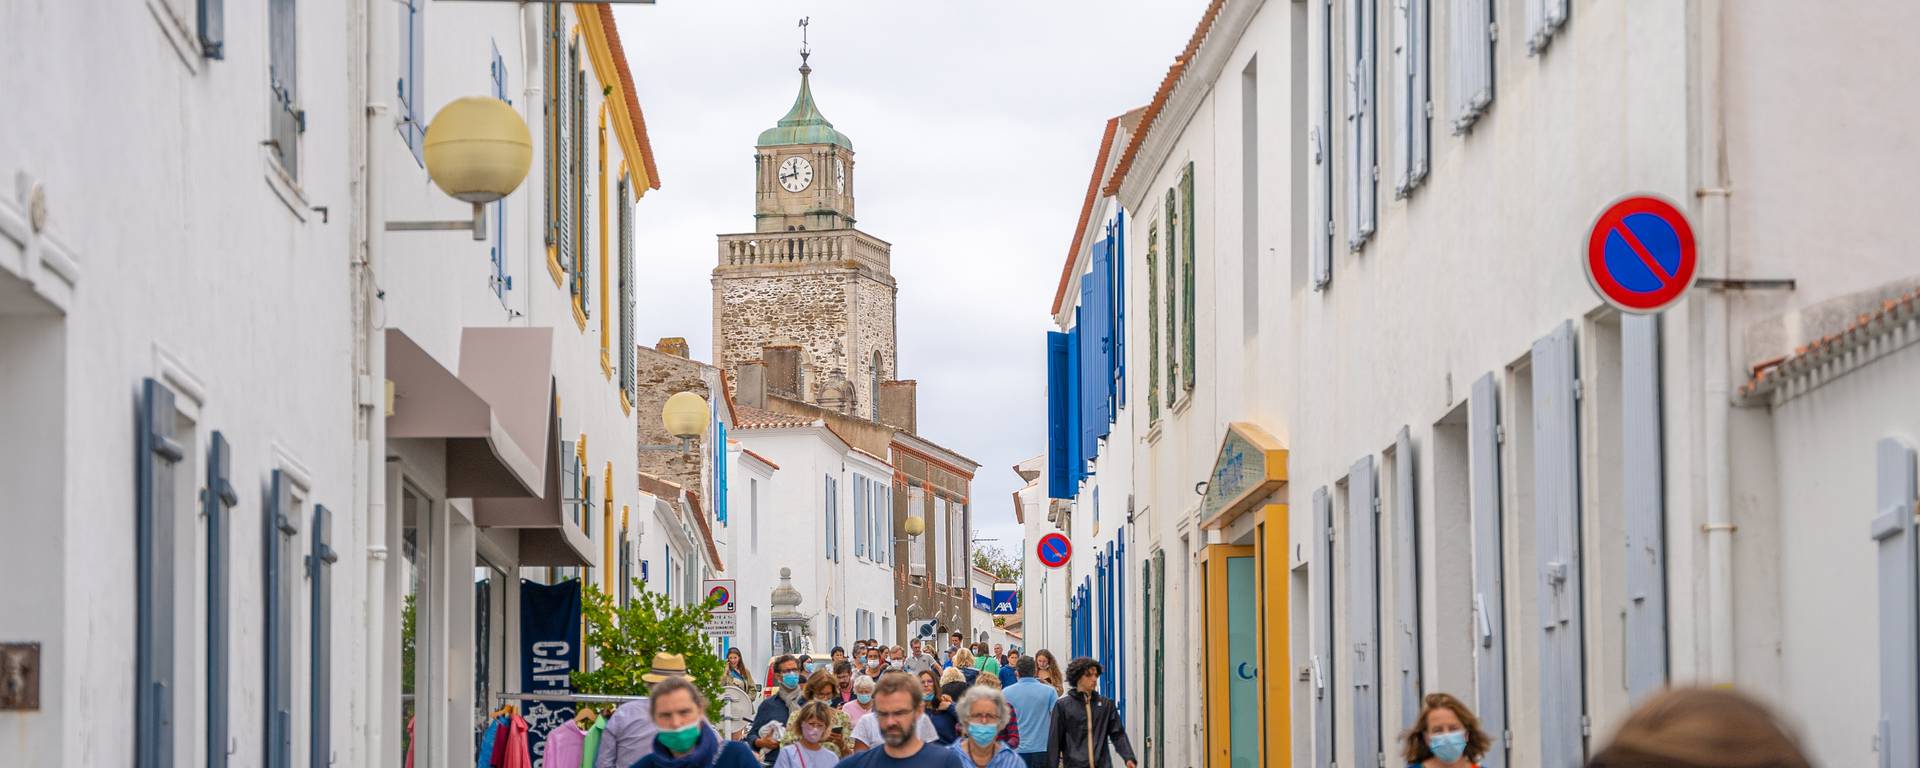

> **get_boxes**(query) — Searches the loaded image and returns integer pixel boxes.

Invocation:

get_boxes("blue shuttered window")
[1109,214,1126,408]
[206,432,237,768]
[198,0,224,59]
[1066,322,1083,488]
[136,379,185,768]
[1088,237,1112,440]
[265,471,299,768]
[1391,428,1422,736]
[1393,0,1430,196]
[1469,374,1509,768]
[1621,315,1667,702]
[398,0,425,162]
[1309,0,1334,289]
[1532,321,1584,768]
[1345,0,1377,249]
[712,420,727,525]
[1310,487,1335,768]
[308,505,337,768]
[1348,458,1381,768]
[1046,332,1070,499]
[491,46,512,299]
[1874,438,1919,768]
[1450,0,1495,132]
[267,0,300,180]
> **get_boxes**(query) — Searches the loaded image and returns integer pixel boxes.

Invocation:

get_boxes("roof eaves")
[1741,287,1920,398]
[1104,0,1226,198]
[596,6,662,190]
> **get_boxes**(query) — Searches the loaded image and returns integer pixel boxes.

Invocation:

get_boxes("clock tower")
[714,54,898,420]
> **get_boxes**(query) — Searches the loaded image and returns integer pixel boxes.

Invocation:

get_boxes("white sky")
[614,1,1201,563]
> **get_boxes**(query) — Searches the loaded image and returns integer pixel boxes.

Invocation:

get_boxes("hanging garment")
[546,721,588,768]
[499,711,533,768]
[477,715,507,768]
[580,713,607,768]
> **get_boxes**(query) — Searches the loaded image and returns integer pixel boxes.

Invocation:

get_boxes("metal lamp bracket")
[386,201,487,241]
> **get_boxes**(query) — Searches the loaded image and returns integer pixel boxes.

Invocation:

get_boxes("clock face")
[779,156,814,192]
[835,158,846,194]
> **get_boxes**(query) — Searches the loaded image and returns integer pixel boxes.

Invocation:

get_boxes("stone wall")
[714,259,896,420]
[633,343,714,493]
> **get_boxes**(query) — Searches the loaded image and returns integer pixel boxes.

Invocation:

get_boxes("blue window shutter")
[136,379,184,768]
[1090,238,1112,439]
[1532,321,1584,768]
[397,0,426,160]
[492,46,511,298]
[1874,437,1919,768]
[309,505,338,768]
[715,421,727,525]
[1066,323,1083,487]
[1348,457,1382,768]
[267,0,299,178]
[1310,486,1334,768]
[1621,315,1667,702]
[198,0,224,59]
[1078,283,1099,463]
[854,479,866,558]
[1046,332,1071,498]
[1468,373,1508,768]
[265,470,298,768]
[1391,427,1422,737]
[1111,213,1126,407]
[205,432,237,768]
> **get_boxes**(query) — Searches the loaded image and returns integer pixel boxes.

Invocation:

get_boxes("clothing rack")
[491,691,649,706]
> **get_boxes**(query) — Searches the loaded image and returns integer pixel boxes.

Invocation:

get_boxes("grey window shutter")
[1345,0,1377,249]
[1532,321,1585,768]
[308,505,338,768]
[1393,0,1430,196]
[1348,456,1381,768]
[1392,427,1422,736]
[544,8,558,248]
[205,431,237,768]
[198,0,224,59]
[407,0,426,159]
[556,39,572,271]
[136,379,184,768]
[1469,373,1509,768]
[1311,486,1335,768]
[619,181,635,401]
[574,61,589,314]
[855,479,866,558]
[265,470,298,768]
[1309,0,1334,289]
[1524,0,1569,55]
[1449,0,1495,133]
[1874,438,1918,768]
[267,0,300,179]
[1621,315,1667,702]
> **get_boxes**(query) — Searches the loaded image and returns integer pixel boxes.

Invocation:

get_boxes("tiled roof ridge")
[597,5,662,190]
[1104,0,1227,198]
[1742,287,1920,397]
[1051,115,1125,317]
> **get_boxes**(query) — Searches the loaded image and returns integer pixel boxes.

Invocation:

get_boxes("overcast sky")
[615,1,1198,563]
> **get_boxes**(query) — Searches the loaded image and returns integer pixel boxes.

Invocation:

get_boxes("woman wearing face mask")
[1399,693,1491,768]
[633,678,760,768]
[948,686,1024,767]
[781,670,852,755]
[841,675,876,726]
[771,702,841,768]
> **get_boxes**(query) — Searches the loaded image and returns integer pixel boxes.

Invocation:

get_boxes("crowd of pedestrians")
[620,633,1812,768]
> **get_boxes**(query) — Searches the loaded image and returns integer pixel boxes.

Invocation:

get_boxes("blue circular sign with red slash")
[1036,533,1072,569]
[1586,194,1698,314]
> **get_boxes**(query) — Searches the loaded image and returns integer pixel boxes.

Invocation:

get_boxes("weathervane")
[797,16,812,72]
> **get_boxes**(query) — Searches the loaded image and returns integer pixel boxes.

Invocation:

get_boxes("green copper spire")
[757,55,854,150]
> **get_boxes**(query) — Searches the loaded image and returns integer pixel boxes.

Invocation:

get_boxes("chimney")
[762,345,802,397]
[879,379,917,434]
[736,361,768,409]
[656,337,690,359]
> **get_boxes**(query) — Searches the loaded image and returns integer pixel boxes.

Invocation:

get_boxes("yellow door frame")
[1203,543,1257,767]
[1257,503,1293,766]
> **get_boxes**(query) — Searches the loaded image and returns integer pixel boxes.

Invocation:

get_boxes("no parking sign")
[1036,533,1071,569]
[1585,195,1697,314]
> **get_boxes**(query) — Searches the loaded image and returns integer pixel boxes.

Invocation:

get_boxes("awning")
[385,328,542,498]
[1198,422,1288,531]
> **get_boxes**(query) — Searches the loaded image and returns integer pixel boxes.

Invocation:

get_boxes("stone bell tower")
[712,50,897,420]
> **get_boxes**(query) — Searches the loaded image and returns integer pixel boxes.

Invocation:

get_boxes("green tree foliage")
[972,545,1020,583]
[571,582,727,718]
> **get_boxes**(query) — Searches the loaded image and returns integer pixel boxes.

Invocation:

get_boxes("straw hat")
[642,652,690,684]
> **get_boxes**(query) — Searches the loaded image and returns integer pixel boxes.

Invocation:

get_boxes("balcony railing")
[717,229,890,272]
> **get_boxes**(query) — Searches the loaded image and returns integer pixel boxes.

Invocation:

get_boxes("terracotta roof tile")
[733,405,816,430]
[597,6,662,190]
[1051,116,1124,317]
[740,448,780,470]
[1104,0,1227,198]
[1741,287,1920,397]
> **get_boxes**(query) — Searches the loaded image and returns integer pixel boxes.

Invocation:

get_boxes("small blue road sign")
[1036,533,1072,569]
[1586,194,1698,314]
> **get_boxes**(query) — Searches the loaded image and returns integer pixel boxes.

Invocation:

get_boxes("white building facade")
[1048,1,1920,768]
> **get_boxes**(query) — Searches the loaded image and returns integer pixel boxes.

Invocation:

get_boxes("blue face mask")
[856,693,873,705]
[1428,731,1468,763]
[781,672,801,689]
[966,723,998,747]
[922,692,935,702]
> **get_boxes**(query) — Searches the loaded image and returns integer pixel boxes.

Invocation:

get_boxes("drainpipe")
[1695,0,1735,683]
[522,2,543,326]
[360,0,391,756]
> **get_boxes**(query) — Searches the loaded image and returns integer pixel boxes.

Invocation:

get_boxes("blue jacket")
[634,724,759,768]
[948,739,1025,768]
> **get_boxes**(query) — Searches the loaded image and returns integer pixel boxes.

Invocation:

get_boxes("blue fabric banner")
[520,578,581,767]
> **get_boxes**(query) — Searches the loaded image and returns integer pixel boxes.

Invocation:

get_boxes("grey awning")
[385,328,541,498]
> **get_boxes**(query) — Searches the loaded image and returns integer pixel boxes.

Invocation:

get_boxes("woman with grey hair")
[948,686,1023,767]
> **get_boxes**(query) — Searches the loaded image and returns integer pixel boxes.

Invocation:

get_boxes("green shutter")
[1180,163,1196,392]
[1145,222,1160,424]
[1164,188,1177,407]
